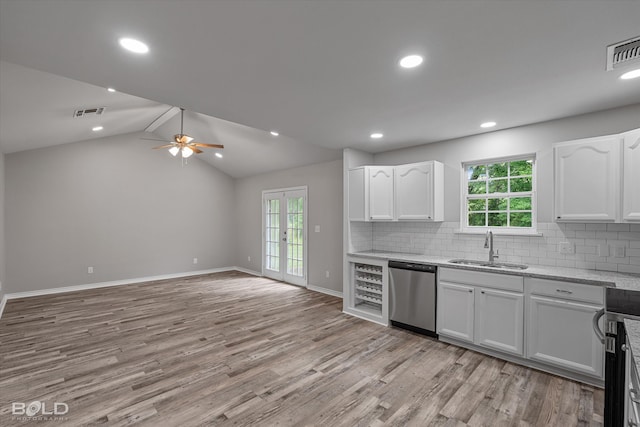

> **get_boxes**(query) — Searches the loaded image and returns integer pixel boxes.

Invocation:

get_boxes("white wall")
[234,159,343,293]
[0,153,5,302]
[373,103,640,223]
[5,132,236,293]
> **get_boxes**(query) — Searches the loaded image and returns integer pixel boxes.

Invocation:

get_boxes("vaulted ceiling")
[1,0,639,176]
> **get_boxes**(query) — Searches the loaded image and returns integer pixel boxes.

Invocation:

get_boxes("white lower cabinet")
[437,281,475,343]
[526,295,604,378]
[475,288,524,356]
[437,268,524,356]
[437,269,604,384]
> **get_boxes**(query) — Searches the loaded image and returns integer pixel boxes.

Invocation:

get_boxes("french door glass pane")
[287,197,304,277]
[265,199,280,272]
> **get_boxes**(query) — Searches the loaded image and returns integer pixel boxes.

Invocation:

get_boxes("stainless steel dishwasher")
[389,260,437,337]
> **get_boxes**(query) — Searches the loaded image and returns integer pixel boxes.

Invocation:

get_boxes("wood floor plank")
[0,271,603,426]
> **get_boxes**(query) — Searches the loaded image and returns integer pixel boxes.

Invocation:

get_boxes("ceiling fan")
[147,108,224,158]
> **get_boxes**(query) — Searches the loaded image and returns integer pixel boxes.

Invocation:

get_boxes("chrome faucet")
[484,230,499,263]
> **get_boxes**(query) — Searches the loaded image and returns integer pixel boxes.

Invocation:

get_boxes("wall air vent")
[607,36,640,70]
[73,107,106,118]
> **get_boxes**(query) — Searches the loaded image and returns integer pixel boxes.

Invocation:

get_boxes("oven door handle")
[592,308,605,344]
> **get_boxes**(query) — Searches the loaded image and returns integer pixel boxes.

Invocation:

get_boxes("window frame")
[460,154,538,235]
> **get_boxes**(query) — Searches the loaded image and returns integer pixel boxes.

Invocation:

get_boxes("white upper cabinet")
[554,135,621,222]
[369,166,395,221]
[623,128,640,222]
[348,167,369,221]
[348,161,444,222]
[394,161,444,221]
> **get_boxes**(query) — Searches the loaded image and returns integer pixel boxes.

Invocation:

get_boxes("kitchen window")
[461,155,536,234]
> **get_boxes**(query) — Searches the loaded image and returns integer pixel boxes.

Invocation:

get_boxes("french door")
[262,187,307,286]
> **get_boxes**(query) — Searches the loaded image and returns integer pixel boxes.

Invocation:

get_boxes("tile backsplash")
[353,221,640,274]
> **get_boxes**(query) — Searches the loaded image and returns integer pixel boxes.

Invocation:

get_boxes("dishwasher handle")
[389,260,436,273]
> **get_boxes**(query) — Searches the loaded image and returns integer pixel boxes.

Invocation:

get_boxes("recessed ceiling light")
[215,152,223,158]
[270,131,279,136]
[399,55,424,69]
[370,132,383,139]
[107,87,116,93]
[620,69,640,80]
[119,37,149,54]
[92,126,103,132]
[480,121,497,128]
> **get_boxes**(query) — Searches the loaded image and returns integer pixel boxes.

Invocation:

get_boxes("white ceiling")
[0,60,341,178]
[1,1,639,164]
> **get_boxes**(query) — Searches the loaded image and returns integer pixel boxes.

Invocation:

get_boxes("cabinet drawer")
[527,277,604,305]
[440,268,523,292]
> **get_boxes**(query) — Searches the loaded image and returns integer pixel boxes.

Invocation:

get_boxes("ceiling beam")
[144,106,180,133]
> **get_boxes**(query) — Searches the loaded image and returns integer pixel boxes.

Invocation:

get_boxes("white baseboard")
[0,268,342,321]
[232,266,263,277]
[308,284,343,298]
[0,295,7,320]
[3,267,237,301]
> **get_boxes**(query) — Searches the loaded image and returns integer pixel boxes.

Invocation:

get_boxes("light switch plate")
[613,245,626,258]
[315,225,320,233]
[559,241,574,254]
[598,244,610,257]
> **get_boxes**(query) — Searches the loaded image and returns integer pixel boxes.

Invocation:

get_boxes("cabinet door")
[395,162,433,220]
[348,168,368,221]
[369,166,394,221]
[623,128,640,222]
[475,288,524,356]
[554,136,621,222]
[437,282,474,343]
[527,295,604,378]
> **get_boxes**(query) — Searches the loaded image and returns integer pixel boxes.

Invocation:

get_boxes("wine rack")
[353,262,383,315]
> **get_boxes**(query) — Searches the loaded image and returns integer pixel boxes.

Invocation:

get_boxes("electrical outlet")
[325,270,330,278]
[193,258,198,264]
[88,266,94,274]
[248,256,251,262]
[598,244,610,257]
[558,242,574,254]
[613,245,626,258]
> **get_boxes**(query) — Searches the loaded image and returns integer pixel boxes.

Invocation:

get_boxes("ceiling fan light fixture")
[182,146,194,158]
[169,146,180,156]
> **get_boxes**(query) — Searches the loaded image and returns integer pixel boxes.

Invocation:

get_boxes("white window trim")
[459,153,538,235]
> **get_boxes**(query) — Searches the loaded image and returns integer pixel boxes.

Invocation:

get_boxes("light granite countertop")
[348,250,640,373]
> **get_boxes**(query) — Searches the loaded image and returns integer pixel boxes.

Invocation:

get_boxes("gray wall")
[5,132,236,293]
[234,159,343,293]
[0,153,5,302]
[374,104,640,223]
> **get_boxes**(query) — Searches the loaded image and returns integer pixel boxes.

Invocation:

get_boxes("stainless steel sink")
[448,259,528,270]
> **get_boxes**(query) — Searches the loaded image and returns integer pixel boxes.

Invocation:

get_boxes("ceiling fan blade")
[152,144,177,149]
[191,142,224,149]
[189,146,203,154]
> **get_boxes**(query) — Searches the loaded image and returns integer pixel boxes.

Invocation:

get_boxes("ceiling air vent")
[73,107,106,118]
[607,36,640,70]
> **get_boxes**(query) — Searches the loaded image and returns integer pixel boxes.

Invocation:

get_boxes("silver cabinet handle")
[556,289,573,294]
[592,308,605,344]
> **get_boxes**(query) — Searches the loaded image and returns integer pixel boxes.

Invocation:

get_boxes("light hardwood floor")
[0,271,603,426]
